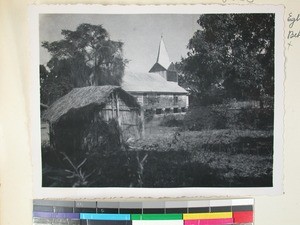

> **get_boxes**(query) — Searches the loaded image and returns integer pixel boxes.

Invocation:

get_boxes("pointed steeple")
[156,36,170,70]
[149,36,171,72]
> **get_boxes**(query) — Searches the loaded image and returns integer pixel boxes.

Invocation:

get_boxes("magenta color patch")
[184,218,233,225]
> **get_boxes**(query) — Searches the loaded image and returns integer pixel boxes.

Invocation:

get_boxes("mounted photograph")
[30,5,284,197]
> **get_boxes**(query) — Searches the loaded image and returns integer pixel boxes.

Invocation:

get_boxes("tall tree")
[41,23,127,104]
[180,14,274,105]
[40,61,73,106]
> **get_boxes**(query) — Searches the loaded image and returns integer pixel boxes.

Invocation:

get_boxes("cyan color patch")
[80,213,131,221]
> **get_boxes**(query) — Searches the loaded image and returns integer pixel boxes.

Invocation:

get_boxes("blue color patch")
[80,213,131,221]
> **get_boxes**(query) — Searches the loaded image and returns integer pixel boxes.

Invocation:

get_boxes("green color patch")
[131,214,182,220]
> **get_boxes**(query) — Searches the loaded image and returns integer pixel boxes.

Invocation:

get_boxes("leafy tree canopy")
[179,14,274,105]
[41,23,127,105]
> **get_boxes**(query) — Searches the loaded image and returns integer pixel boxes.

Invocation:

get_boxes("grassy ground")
[130,116,273,187]
[42,114,273,187]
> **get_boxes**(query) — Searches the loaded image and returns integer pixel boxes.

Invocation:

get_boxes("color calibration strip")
[33,199,254,225]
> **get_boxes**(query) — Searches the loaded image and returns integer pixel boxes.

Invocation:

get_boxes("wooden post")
[115,92,121,127]
[114,92,123,145]
[140,108,145,139]
[111,93,115,119]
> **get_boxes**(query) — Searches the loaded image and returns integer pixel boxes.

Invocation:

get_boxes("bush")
[183,106,228,131]
[42,119,137,187]
[160,114,184,127]
[140,150,224,187]
[236,107,274,130]
[144,109,155,122]
[182,103,274,131]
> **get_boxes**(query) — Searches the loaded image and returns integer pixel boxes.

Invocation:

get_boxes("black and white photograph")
[31,5,284,195]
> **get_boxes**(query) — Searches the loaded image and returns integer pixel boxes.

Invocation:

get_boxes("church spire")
[156,36,170,70]
[149,36,171,72]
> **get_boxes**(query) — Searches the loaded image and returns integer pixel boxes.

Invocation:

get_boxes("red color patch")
[233,211,253,223]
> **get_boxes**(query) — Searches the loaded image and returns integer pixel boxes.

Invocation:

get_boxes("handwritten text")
[287,13,300,41]
[287,13,300,29]
[288,30,300,39]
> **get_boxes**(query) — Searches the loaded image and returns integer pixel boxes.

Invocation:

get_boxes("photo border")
[29,4,284,199]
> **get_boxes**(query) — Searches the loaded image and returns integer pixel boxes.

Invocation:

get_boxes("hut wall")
[99,95,143,139]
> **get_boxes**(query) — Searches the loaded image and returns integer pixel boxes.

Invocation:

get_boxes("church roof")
[122,71,188,94]
[149,36,171,72]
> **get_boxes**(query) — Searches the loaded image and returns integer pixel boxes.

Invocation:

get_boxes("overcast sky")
[39,14,200,73]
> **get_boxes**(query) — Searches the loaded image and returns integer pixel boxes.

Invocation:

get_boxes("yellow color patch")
[183,212,233,220]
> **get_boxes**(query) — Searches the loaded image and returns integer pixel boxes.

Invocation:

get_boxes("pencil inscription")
[287,13,300,29]
[287,13,300,49]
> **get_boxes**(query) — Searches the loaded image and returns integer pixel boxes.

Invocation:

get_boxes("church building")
[122,37,189,115]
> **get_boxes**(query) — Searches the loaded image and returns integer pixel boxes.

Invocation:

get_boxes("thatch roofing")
[43,85,140,123]
[122,71,188,94]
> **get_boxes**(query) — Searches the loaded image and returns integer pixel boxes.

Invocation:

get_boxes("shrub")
[182,103,274,131]
[144,109,155,122]
[160,114,184,127]
[183,106,228,131]
[140,150,225,187]
[236,107,274,130]
[42,119,137,187]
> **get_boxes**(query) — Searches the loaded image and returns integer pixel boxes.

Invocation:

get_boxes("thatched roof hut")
[43,85,140,124]
[42,85,144,156]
